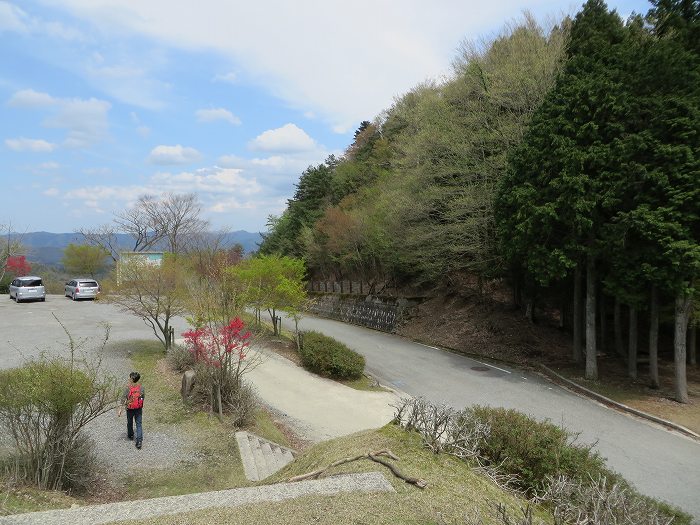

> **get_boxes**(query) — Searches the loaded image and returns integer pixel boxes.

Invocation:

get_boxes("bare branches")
[538,475,675,525]
[393,398,490,460]
[79,224,123,262]
[79,192,210,261]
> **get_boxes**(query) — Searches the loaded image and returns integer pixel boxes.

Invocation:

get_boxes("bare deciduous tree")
[108,255,187,350]
[80,193,209,260]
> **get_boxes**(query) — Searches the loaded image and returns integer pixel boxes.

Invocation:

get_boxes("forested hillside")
[260,0,700,402]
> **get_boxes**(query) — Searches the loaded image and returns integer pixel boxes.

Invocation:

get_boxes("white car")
[9,276,46,303]
[65,278,100,300]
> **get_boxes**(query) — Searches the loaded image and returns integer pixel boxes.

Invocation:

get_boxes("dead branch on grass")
[287,449,427,489]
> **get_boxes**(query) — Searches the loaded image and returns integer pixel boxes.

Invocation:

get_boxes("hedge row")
[299,331,365,380]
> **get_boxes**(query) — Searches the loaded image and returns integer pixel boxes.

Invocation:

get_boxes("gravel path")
[86,412,198,477]
[0,473,394,525]
[0,298,198,481]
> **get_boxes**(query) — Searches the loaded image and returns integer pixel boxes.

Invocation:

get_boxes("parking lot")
[0,294,191,371]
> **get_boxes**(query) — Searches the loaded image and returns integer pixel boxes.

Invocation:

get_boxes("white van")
[9,276,46,303]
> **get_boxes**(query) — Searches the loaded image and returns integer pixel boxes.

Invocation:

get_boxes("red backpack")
[126,385,143,409]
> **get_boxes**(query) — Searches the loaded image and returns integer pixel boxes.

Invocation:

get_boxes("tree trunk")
[674,293,691,403]
[599,292,606,354]
[614,298,624,358]
[164,321,171,350]
[585,257,598,380]
[216,383,224,422]
[688,323,696,366]
[525,297,534,324]
[649,285,659,389]
[628,306,638,380]
[573,265,583,363]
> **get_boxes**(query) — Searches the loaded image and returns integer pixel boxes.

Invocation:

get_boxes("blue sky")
[1,0,650,234]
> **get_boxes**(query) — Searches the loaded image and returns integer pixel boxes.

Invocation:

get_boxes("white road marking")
[415,342,511,374]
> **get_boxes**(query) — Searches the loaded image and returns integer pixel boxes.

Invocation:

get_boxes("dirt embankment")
[397,289,572,367]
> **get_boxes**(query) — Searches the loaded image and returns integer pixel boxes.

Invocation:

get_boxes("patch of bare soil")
[397,289,572,367]
[397,288,700,434]
[255,334,302,366]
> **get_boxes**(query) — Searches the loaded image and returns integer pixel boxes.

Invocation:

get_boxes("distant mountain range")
[13,231,263,267]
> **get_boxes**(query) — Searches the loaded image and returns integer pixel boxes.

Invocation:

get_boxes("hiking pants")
[126,408,143,443]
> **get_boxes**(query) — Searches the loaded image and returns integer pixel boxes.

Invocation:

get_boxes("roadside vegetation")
[259,0,700,406]
[116,424,549,525]
[298,330,365,380]
[118,406,691,525]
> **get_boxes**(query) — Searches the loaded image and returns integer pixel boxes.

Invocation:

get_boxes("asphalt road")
[1,298,697,519]
[286,313,700,520]
[0,294,190,372]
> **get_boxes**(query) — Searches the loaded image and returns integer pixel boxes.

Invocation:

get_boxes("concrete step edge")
[1,472,395,525]
[235,431,260,482]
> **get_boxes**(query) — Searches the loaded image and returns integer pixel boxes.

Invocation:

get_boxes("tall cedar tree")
[496,0,630,380]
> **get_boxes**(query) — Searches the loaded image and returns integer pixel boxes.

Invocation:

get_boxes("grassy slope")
[0,487,80,516]
[121,341,289,500]
[112,424,549,525]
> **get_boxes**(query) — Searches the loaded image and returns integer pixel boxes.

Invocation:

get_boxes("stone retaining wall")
[308,293,417,332]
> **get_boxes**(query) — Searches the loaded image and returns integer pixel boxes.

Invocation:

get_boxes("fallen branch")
[287,449,427,489]
[368,452,428,489]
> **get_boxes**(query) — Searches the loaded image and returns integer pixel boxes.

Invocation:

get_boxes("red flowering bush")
[6,255,31,276]
[182,318,256,422]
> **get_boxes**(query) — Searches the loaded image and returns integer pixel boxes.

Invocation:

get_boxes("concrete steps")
[235,431,296,481]
[0,472,394,525]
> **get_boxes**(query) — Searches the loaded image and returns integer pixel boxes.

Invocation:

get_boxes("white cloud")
[196,108,241,125]
[148,144,202,165]
[0,2,82,40]
[66,185,149,204]
[43,187,60,196]
[36,0,520,130]
[0,2,29,33]
[85,51,170,110]
[7,89,111,148]
[213,71,237,84]
[5,137,57,152]
[58,166,264,224]
[249,123,316,153]
[151,167,261,197]
[38,161,60,170]
[44,97,111,148]
[217,154,245,168]
[7,89,56,108]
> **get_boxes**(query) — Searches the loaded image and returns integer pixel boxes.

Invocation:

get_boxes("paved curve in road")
[287,313,700,520]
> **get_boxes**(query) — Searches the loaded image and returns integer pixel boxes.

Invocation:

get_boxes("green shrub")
[0,275,11,294]
[0,357,115,492]
[299,331,365,380]
[469,406,612,495]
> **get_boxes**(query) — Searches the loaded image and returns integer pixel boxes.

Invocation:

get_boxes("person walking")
[117,371,145,449]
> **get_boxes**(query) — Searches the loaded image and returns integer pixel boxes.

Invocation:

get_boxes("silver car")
[65,278,100,300]
[9,276,46,303]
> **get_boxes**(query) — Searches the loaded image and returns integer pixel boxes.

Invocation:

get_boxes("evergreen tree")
[497,0,631,380]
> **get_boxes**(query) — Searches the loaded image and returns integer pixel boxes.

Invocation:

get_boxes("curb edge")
[538,364,700,440]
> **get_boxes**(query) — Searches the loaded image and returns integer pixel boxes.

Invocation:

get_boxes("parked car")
[9,276,46,303]
[65,278,100,301]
